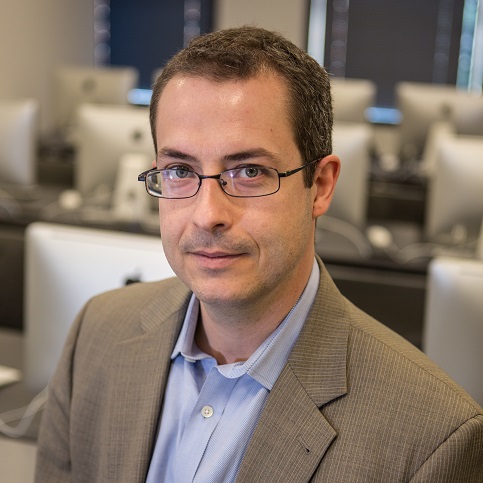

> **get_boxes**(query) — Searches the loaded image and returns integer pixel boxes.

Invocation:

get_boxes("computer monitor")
[477,219,483,260]
[75,103,154,196]
[326,122,373,228]
[396,81,483,162]
[54,65,139,139]
[330,77,376,124]
[425,136,483,242]
[23,222,176,393]
[423,256,483,405]
[0,98,39,185]
[451,93,483,137]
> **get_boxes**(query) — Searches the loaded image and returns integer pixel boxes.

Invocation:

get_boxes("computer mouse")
[58,189,83,210]
[366,224,393,249]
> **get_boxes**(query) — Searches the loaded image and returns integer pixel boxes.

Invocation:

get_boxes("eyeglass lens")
[146,166,281,198]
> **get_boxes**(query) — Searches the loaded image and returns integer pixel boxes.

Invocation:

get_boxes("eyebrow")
[157,148,196,163]
[156,147,277,164]
[222,149,276,163]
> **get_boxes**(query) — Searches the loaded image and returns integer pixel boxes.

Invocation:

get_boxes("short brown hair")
[150,26,333,187]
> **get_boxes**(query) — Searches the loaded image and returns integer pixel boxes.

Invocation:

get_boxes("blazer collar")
[236,258,349,482]
[288,258,349,406]
[104,279,191,482]
[140,279,192,333]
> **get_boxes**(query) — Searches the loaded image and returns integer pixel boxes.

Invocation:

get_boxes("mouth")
[194,250,241,258]
[189,250,246,269]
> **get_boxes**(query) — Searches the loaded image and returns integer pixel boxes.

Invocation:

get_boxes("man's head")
[149,27,340,317]
[150,26,333,187]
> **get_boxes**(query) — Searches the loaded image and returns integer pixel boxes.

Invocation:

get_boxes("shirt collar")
[171,259,320,390]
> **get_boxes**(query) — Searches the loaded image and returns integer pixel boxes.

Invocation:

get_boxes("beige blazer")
[35,261,483,482]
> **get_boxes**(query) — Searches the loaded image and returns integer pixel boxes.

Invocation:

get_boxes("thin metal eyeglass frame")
[137,158,321,199]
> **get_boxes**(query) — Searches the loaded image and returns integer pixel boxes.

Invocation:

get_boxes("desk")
[0,438,36,483]
[0,328,41,433]
[0,329,38,483]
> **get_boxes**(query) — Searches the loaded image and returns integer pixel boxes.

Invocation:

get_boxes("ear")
[312,154,341,218]
[151,160,156,168]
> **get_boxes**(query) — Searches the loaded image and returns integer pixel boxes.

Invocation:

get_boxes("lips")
[180,234,252,256]
[187,249,246,271]
[192,250,241,258]
[178,233,252,271]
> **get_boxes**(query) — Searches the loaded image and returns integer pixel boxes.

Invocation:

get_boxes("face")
[155,73,339,314]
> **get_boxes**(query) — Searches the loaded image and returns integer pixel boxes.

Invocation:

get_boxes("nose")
[191,176,233,232]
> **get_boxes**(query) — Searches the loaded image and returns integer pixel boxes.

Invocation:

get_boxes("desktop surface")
[0,437,36,483]
[0,328,41,436]
[0,328,39,483]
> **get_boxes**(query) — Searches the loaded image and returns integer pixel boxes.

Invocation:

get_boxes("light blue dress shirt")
[146,259,319,483]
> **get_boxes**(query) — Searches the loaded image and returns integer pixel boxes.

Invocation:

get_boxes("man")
[36,27,482,482]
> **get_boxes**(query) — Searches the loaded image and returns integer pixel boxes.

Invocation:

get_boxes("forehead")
[156,73,291,120]
[154,74,297,157]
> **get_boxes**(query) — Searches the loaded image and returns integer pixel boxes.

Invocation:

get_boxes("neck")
[195,265,312,365]
[195,304,280,365]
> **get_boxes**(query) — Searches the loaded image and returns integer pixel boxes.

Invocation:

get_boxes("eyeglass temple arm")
[278,158,320,178]
[138,168,157,182]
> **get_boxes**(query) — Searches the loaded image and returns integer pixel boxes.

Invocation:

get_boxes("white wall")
[0,1,308,134]
[0,0,95,134]
[214,0,309,49]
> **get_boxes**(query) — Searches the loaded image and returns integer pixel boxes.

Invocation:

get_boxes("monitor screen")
[396,81,483,162]
[23,222,176,393]
[54,65,138,139]
[326,122,373,228]
[423,256,483,405]
[0,98,38,185]
[451,93,483,137]
[74,103,154,196]
[425,135,483,242]
[330,77,376,124]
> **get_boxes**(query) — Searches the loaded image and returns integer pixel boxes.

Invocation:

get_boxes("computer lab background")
[1,0,483,441]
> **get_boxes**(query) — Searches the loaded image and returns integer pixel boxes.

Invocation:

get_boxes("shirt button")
[201,405,214,418]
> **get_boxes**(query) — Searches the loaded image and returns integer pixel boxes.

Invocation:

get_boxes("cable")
[374,233,478,265]
[0,386,48,438]
[0,188,22,219]
[317,216,374,259]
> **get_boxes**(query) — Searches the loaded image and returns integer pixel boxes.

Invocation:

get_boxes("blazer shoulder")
[345,301,482,416]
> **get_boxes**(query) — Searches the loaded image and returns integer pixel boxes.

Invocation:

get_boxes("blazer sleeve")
[34,303,87,483]
[409,414,483,482]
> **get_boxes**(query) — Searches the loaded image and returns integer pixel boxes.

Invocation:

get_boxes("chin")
[191,281,254,308]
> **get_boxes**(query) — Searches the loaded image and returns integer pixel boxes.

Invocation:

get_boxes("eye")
[236,166,268,178]
[167,165,193,179]
[243,166,260,178]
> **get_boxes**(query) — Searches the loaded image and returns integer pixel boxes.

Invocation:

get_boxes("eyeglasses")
[138,158,320,199]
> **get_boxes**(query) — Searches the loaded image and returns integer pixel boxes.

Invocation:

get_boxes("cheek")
[158,204,184,253]
[244,200,309,255]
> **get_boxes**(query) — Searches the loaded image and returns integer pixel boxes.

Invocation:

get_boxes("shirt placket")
[173,366,239,483]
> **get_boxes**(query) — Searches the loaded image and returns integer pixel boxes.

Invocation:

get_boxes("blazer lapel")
[103,281,191,482]
[236,364,338,483]
[237,261,349,483]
